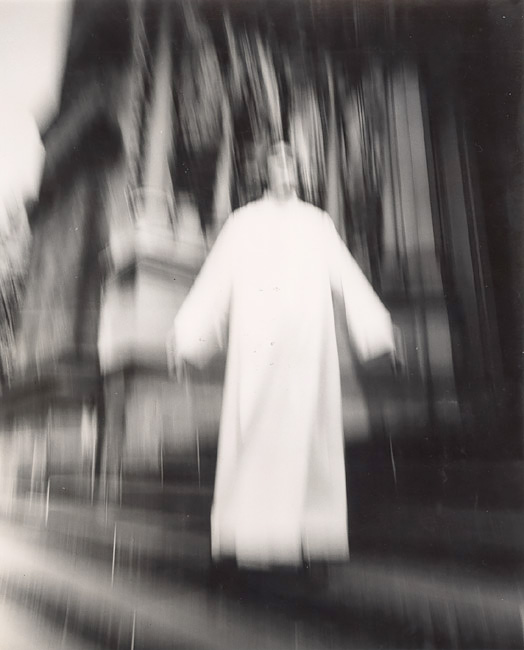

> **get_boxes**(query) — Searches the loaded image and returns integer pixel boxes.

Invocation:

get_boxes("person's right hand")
[391,325,407,376]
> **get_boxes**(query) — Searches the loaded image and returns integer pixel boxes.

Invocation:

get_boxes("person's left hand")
[166,329,185,380]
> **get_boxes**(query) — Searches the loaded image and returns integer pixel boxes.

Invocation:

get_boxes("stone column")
[97,4,207,496]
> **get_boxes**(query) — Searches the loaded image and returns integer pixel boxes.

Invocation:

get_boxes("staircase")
[0,446,523,649]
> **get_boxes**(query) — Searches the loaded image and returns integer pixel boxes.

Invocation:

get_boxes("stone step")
[125,454,524,512]
[125,449,218,487]
[0,519,380,650]
[354,503,524,566]
[23,495,211,575]
[16,464,524,570]
[0,596,103,650]
[1,494,523,649]
[372,460,524,511]
[21,474,214,519]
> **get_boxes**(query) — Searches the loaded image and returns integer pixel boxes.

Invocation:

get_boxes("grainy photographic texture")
[0,0,522,648]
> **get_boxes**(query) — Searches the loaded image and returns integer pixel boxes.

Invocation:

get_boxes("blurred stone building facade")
[0,0,521,498]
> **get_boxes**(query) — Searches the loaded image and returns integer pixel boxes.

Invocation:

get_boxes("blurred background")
[0,0,522,648]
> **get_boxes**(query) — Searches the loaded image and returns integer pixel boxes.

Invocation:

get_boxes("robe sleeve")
[324,215,396,363]
[171,218,236,369]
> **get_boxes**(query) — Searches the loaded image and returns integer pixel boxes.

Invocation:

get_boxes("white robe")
[173,194,395,568]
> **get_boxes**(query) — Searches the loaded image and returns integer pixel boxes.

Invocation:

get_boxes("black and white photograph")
[0,0,522,648]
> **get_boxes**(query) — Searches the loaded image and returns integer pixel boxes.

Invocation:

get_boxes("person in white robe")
[167,142,397,570]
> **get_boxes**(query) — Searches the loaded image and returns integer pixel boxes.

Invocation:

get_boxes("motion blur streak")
[0,0,521,648]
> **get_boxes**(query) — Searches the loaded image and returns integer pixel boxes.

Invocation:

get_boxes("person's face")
[267,147,297,197]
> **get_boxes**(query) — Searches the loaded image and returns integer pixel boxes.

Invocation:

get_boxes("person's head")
[266,141,297,198]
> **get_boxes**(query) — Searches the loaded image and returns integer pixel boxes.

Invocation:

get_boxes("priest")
[167,141,398,569]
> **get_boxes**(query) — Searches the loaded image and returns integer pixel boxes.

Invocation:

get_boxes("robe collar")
[263,190,299,205]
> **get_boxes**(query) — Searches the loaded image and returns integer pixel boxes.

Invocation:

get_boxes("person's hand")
[391,325,407,376]
[166,329,185,380]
